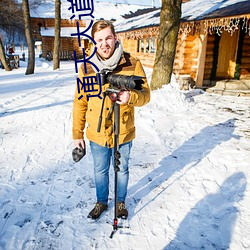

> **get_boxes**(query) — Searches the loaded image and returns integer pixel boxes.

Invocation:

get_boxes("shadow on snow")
[0,100,72,117]
[127,118,243,248]
[164,172,247,249]
[128,118,239,213]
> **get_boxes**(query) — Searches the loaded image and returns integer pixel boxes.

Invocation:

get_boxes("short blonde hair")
[91,20,116,38]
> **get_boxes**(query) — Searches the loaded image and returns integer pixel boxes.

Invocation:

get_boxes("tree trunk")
[53,0,61,70]
[22,0,35,75]
[0,37,11,71]
[151,0,182,90]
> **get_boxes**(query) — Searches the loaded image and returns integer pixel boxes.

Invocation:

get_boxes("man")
[72,20,150,220]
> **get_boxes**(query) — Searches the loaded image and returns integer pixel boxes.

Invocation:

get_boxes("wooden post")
[195,32,207,88]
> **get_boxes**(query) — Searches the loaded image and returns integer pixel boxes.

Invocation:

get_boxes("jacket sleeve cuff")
[72,131,84,140]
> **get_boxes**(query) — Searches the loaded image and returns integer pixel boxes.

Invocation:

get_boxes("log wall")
[203,34,216,82]
[41,36,88,59]
[240,34,250,79]
[120,38,156,68]
[173,34,185,74]
[117,17,250,87]
[32,15,250,84]
[31,17,87,60]
[173,33,199,82]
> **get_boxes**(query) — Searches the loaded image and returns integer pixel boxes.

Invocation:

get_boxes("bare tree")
[53,0,61,70]
[151,0,182,90]
[0,0,23,71]
[22,0,35,75]
[0,0,24,35]
[0,37,11,71]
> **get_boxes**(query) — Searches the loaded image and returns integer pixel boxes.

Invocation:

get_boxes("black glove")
[72,146,86,162]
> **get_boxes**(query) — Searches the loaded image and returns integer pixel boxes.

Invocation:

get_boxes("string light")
[117,15,250,39]
[179,15,250,37]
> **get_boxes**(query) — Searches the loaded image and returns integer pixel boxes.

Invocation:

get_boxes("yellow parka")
[72,52,150,148]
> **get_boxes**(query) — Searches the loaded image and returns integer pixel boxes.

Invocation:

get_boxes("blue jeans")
[90,141,132,205]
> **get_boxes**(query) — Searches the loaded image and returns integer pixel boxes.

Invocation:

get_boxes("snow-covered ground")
[0,49,250,250]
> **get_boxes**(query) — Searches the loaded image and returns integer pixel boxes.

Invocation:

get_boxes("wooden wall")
[41,36,88,59]
[203,29,250,83]
[31,17,87,60]
[41,37,74,58]
[120,38,156,68]
[172,33,200,87]
[32,16,250,84]
[119,29,200,80]
[173,34,199,80]
[173,35,184,74]
[118,18,250,87]
[203,34,216,84]
[240,34,250,79]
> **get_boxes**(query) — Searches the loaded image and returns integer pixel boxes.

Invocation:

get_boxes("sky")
[0,48,249,250]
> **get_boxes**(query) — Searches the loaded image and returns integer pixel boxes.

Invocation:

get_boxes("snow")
[0,48,250,249]
[182,0,249,21]
[93,0,161,7]
[115,0,250,32]
[40,27,80,37]
[29,0,250,35]
[114,9,160,33]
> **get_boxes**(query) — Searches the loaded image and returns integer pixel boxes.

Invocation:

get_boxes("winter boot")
[87,202,108,220]
[117,202,128,219]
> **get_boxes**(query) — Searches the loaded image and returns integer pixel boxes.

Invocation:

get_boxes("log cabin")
[114,0,250,94]
[31,17,88,60]
[30,1,151,61]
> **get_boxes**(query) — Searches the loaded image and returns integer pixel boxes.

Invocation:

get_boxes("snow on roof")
[114,0,250,33]
[114,8,160,32]
[40,27,87,37]
[30,0,150,21]
[182,0,250,21]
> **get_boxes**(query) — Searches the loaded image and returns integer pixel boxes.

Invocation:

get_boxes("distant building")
[115,0,250,90]
[31,17,88,60]
[30,1,150,61]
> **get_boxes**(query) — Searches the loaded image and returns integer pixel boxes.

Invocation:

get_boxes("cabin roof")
[115,0,250,33]
[40,27,80,38]
[182,0,250,21]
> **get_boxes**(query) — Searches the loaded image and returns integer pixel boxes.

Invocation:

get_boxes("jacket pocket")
[120,106,135,134]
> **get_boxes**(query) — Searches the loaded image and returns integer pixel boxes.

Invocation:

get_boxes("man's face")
[94,27,117,60]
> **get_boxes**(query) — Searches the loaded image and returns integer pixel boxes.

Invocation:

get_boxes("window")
[137,38,156,54]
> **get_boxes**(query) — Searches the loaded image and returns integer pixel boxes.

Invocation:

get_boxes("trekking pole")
[110,101,121,238]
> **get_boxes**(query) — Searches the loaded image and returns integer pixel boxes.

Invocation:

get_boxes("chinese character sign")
[67,0,94,19]
[77,74,102,101]
[69,0,102,101]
